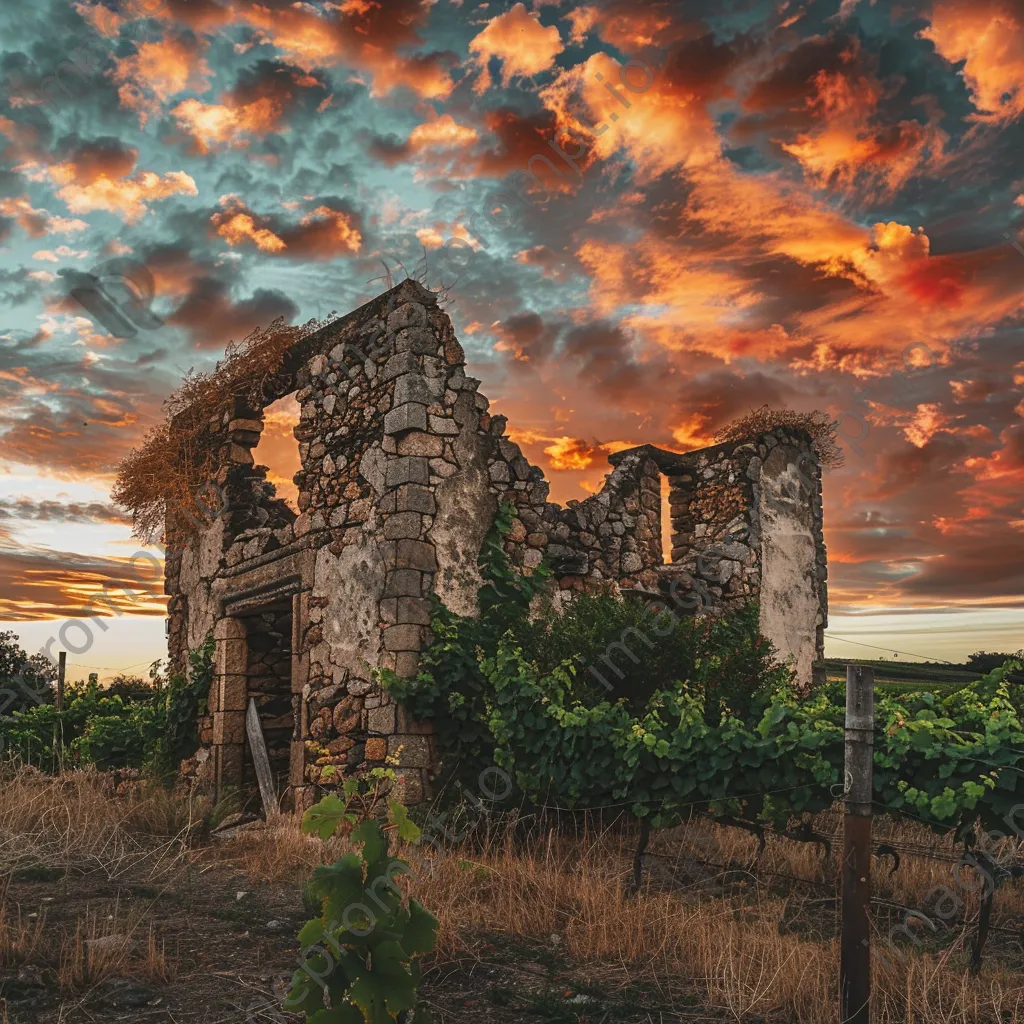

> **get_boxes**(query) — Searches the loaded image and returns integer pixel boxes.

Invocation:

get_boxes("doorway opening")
[240,601,295,810]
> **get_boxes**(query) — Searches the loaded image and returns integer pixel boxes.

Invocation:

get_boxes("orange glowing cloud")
[73,0,123,37]
[901,403,957,448]
[539,51,717,182]
[569,2,685,51]
[543,435,610,470]
[211,195,362,258]
[113,36,212,124]
[0,196,88,236]
[780,63,948,200]
[414,222,480,251]
[408,114,480,151]
[47,165,198,223]
[469,3,565,93]
[172,96,283,152]
[296,205,363,256]
[576,157,1024,377]
[212,203,286,253]
[670,412,715,449]
[239,3,455,99]
[921,1,1024,124]
[565,7,600,45]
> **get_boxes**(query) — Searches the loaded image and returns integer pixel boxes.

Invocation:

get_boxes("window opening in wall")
[660,472,672,564]
[252,394,301,512]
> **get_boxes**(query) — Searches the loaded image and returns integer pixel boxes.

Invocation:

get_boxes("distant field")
[823,656,978,695]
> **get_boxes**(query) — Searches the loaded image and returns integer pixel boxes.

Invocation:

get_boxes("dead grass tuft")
[4,772,1024,1021]
[112,313,333,540]
[58,907,173,989]
[214,805,1024,1022]
[715,405,844,468]
[0,764,212,880]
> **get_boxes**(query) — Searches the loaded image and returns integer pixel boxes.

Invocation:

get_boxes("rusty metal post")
[56,651,66,711]
[841,664,874,1024]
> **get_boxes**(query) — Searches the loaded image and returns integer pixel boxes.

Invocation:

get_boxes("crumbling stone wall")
[167,279,827,806]
[642,432,828,690]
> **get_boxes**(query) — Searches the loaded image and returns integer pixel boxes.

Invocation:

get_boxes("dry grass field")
[2,767,1024,1023]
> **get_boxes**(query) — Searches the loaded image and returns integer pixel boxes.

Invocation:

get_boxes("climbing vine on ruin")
[113,314,334,540]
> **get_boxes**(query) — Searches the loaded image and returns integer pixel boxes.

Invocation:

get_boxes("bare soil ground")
[4,769,1024,1024]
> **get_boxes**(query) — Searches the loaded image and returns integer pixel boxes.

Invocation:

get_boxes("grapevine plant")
[287,769,438,1023]
[0,638,214,775]
[385,505,1024,841]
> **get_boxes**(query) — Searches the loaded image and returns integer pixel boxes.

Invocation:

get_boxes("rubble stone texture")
[167,281,827,808]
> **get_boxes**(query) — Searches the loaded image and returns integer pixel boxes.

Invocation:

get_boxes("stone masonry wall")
[653,430,828,690]
[168,280,827,805]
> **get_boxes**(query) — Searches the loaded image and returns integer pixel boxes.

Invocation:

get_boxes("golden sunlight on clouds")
[238,4,454,99]
[543,436,610,470]
[113,37,213,125]
[210,195,362,258]
[921,1,1024,124]
[73,0,123,37]
[408,115,480,150]
[469,3,565,93]
[671,413,715,449]
[212,196,286,252]
[172,97,284,152]
[540,51,720,181]
[901,403,955,448]
[565,6,600,45]
[51,168,198,224]
[300,205,362,254]
[781,61,948,200]
[0,196,88,236]
[242,4,347,69]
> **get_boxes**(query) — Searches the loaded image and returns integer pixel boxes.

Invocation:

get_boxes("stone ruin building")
[167,280,828,810]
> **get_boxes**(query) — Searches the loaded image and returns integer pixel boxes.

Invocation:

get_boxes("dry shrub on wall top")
[112,314,335,541]
[715,405,844,469]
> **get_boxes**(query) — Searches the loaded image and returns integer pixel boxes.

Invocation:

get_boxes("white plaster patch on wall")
[317,532,386,683]
[757,457,820,691]
[431,391,494,617]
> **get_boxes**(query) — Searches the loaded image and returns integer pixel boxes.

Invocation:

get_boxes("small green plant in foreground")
[287,769,438,1023]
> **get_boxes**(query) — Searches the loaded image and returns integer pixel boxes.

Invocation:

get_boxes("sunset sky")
[1,0,1023,677]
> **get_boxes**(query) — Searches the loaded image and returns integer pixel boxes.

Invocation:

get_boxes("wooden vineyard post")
[841,664,874,1024]
[56,651,66,711]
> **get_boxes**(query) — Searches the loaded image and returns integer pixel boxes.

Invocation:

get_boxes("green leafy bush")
[523,593,785,718]
[385,506,1024,840]
[0,638,213,776]
[0,630,56,712]
[287,772,437,1023]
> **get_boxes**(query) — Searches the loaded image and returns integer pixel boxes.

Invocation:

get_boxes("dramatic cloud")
[210,195,362,258]
[0,547,166,621]
[0,499,131,525]
[2,0,1024,645]
[0,197,88,237]
[921,1,1024,124]
[171,61,331,152]
[39,160,199,223]
[469,4,565,92]
[113,35,214,125]
[235,0,458,99]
